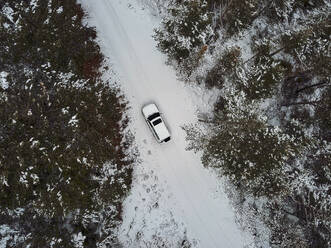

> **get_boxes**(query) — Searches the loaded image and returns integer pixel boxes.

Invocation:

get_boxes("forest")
[0,0,330,247]
[0,0,133,247]
[152,0,330,247]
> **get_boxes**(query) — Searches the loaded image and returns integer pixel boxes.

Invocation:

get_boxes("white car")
[142,103,171,143]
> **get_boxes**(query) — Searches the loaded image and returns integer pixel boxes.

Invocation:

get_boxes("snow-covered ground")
[80,0,252,247]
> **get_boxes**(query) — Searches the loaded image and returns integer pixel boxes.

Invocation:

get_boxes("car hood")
[142,103,158,118]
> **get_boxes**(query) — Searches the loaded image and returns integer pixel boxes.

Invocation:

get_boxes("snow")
[56,6,64,14]
[2,6,14,23]
[30,0,38,12]
[72,232,86,248]
[68,114,79,127]
[79,0,252,247]
[0,72,9,89]
[0,224,25,248]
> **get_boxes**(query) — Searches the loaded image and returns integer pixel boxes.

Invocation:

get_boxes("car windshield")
[152,118,162,126]
[148,112,160,121]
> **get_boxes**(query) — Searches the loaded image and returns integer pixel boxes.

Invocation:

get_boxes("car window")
[147,112,160,121]
[152,118,162,126]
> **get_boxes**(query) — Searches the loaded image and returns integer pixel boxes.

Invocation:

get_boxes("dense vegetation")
[154,0,330,247]
[0,0,133,247]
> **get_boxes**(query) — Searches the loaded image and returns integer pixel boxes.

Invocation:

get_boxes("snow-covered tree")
[185,113,306,197]
[0,1,133,247]
[154,0,214,67]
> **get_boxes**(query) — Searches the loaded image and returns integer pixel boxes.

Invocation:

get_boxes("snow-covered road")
[80,0,250,247]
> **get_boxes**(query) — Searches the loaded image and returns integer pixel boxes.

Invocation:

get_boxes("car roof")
[153,118,170,141]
